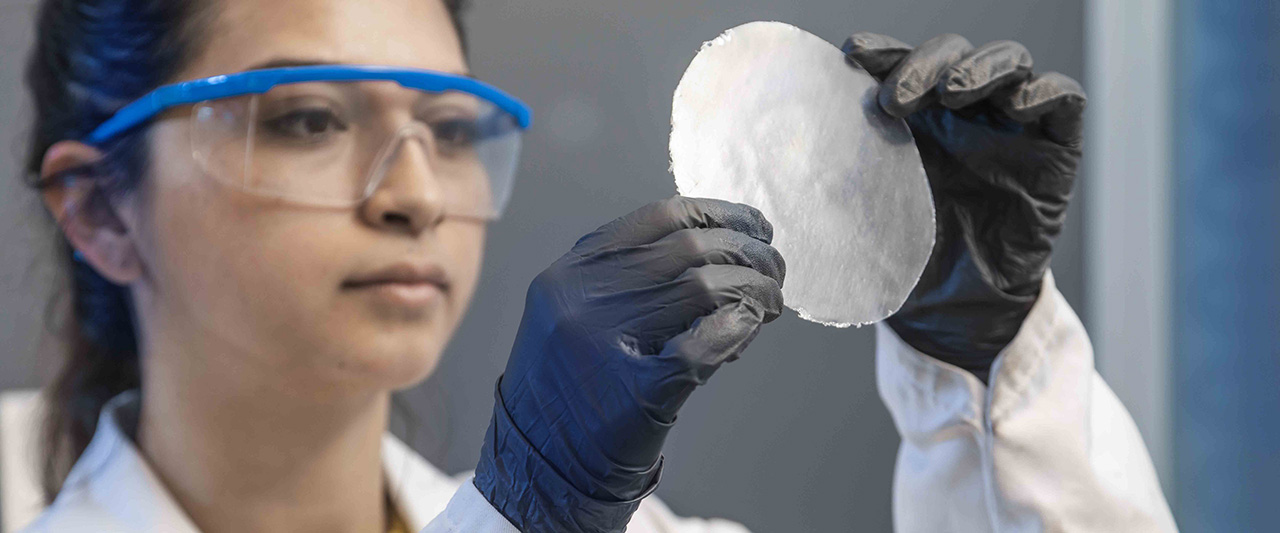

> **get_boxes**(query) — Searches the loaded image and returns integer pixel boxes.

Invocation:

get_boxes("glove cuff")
[887,253,1041,383]
[474,376,663,533]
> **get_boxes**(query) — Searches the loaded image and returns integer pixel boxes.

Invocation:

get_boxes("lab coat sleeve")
[875,272,1178,532]
[421,474,749,533]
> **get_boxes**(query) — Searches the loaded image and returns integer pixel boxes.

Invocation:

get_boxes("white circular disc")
[670,21,935,327]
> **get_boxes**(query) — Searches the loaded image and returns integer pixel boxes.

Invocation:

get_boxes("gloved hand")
[473,196,785,532]
[843,33,1087,383]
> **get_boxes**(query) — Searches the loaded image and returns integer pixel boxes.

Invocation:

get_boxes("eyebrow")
[243,57,473,78]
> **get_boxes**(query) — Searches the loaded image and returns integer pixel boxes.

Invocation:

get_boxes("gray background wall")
[0,0,1084,530]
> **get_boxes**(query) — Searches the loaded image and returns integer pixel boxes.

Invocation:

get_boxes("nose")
[359,129,447,234]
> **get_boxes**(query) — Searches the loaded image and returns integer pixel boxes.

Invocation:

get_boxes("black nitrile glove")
[473,196,785,532]
[843,33,1087,383]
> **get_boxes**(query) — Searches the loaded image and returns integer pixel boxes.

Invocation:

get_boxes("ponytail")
[39,256,140,501]
[23,0,212,501]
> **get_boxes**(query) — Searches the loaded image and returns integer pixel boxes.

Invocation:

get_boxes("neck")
[136,332,392,533]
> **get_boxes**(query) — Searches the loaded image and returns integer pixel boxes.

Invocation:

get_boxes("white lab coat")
[13,272,1175,532]
[875,273,1176,532]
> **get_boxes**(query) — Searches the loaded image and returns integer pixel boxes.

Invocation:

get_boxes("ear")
[39,141,144,285]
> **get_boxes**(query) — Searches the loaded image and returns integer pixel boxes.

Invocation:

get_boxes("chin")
[306,285,469,393]
[360,330,449,390]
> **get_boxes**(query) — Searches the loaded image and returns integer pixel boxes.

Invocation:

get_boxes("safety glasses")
[86,65,533,221]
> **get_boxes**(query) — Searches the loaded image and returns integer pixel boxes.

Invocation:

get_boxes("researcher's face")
[131,0,481,395]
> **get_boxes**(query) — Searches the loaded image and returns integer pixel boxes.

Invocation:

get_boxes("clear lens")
[190,80,523,219]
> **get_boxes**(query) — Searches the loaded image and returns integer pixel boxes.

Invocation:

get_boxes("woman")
[24,0,782,530]
[20,0,1175,531]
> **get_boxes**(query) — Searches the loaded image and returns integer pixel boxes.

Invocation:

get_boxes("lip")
[343,261,451,307]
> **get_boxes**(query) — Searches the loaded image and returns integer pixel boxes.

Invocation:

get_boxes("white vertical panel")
[1084,0,1174,496]
[1,390,45,533]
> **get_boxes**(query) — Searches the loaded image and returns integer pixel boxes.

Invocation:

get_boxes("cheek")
[139,124,341,362]
[439,222,485,315]
[146,169,339,359]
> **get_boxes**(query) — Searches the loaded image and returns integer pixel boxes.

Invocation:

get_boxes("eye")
[262,107,349,142]
[430,118,481,150]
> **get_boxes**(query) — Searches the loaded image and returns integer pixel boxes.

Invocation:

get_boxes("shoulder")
[20,489,134,533]
[0,390,125,533]
[16,391,200,533]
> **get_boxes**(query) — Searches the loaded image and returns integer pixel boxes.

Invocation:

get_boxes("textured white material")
[670,21,934,327]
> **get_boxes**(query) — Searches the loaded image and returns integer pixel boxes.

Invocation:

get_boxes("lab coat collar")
[58,390,462,532]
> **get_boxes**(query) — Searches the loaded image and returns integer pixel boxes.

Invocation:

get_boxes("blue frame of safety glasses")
[85,65,533,145]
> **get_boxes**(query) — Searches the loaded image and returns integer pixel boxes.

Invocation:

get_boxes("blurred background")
[0,0,1275,531]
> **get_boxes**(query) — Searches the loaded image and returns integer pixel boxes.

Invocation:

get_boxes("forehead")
[181,0,467,79]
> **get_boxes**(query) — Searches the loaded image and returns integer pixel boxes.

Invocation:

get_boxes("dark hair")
[24,0,470,502]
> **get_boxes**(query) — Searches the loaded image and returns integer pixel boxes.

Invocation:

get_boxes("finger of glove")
[641,227,786,289]
[620,264,783,347]
[878,34,974,118]
[634,299,769,423]
[574,196,772,255]
[842,32,913,80]
[937,40,1033,109]
[994,71,1088,145]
